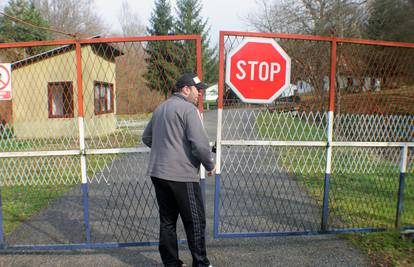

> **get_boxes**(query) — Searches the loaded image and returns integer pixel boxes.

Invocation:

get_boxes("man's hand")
[207,165,216,176]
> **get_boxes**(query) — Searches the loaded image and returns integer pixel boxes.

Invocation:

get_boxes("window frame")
[94,81,114,115]
[47,81,74,119]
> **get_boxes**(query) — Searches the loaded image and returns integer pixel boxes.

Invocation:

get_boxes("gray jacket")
[142,93,215,182]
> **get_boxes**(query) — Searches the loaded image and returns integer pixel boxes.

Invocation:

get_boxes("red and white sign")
[226,38,291,104]
[0,64,12,101]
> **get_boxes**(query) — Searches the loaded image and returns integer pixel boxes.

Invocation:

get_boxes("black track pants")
[151,177,210,267]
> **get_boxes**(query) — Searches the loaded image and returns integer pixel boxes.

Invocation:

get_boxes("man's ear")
[181,86,190,96]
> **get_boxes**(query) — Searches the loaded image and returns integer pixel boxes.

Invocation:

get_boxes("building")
[9,41,122,139]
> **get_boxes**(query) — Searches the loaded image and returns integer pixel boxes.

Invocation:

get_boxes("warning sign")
[0,64,12,100]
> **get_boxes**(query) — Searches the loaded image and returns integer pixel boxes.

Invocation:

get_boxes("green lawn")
[256,111,414,266]
[342,231,414,267]
[255,111,326,141]
[1,184,77,235]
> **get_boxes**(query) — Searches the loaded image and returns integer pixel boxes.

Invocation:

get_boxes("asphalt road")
[0,109,370,266]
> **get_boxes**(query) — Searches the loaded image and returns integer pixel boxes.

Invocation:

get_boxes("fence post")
[396,144,408,228]
[321,38,337,232]
[0,188,4,249]
[76,41,91,243]
[196,37,208,206]
[213,32,225,239]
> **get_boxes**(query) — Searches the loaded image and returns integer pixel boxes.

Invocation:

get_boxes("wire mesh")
[222,36,330,142]
[329,147,401,230]
[218,33,413,235]
[0,36,200,248]
[87,153,186,243]
[0,155,83,245]
[334,43,414,142]
[0,44,80,152]
[218,145,325,234]
[80,40,198,149]
[218,35,331,235]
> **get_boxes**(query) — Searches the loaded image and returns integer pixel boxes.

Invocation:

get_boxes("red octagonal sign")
[226,38,291,104]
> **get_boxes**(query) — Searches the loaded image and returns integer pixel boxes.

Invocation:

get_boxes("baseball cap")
[175,73,208,90]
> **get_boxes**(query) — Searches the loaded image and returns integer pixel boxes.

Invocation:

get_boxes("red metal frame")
[196,36,203,112]
[79,35,201,44]
[0,32,411,48]
[0,39,75,49]
[329,40,337,112]
[218,32,225,109]
[220,31,414,48]
[0,35,201,48]
[75,43,84,118]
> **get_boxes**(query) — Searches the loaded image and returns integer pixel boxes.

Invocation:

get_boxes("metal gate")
[213,31,414,238]
[0,35,203,250]
[0,32,413,250]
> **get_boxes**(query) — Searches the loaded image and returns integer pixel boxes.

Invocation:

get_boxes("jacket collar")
[173,92,189,102]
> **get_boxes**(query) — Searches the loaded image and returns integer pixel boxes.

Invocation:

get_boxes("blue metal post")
[395,172,405,228]
[213,174,221,239]
[321,173,331,232]
[396,145,408,228]
[82,183,91,243]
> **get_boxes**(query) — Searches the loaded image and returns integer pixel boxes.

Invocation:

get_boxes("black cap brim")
[195,82,208,90]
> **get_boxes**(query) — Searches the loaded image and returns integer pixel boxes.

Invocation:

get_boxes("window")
[48,82,74,118]
[94,81,114,115]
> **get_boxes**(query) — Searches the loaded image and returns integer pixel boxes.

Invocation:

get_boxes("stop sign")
[225,38,291,104]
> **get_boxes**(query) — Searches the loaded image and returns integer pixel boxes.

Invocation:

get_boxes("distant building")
[204,84,218,102]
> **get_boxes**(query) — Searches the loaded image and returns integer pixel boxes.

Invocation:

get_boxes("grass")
[255,110,326,141]
[341,231,414,267]
[116,113,152,121]
[256,111,414,266]
[203,100,218,110]
[1,184,77,235]
[0,127,143,152]
[0,154,82,234]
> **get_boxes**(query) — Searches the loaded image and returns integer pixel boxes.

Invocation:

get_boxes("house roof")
[11,36,123,70]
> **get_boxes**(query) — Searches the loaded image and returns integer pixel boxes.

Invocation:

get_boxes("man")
[142,73,215,267]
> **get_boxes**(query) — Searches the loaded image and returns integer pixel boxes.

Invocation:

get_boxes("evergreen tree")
[174,0,218,85]
[366,0,414,42]
[0,0,51,57]
[145,0,180,99]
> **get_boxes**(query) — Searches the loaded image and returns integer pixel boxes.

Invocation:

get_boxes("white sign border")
[0,63,12,101]
[225,37,291,104]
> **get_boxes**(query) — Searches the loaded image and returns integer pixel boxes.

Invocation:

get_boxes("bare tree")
[246,0,300,33]
[33,0,106,38]
[247,0,367,38]
[117,0,145,36]
[114,1,155,114]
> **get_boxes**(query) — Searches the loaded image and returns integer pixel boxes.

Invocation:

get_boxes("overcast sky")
[94,0,259,45]
[0,0,260,45]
